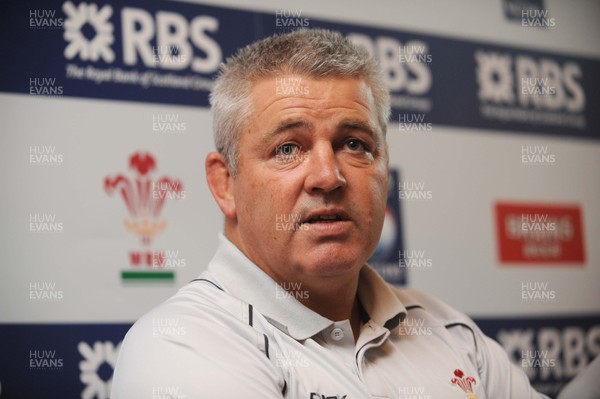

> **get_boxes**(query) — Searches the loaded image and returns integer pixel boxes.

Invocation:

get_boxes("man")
[112,29,548,398]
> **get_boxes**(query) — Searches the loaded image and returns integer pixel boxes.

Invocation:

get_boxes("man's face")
[230,75,388,285]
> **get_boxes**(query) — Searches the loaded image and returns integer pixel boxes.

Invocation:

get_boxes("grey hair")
[209,29,391,175]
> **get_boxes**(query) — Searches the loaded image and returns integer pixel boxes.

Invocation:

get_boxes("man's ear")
[205,152,236,220]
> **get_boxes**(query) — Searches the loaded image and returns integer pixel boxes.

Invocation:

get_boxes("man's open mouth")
[305,215,344,223]
[302,209,351,224]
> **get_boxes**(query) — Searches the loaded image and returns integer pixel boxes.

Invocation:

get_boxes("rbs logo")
[62,1,222,73]
[348,33,432,95]
[475,50,585,113]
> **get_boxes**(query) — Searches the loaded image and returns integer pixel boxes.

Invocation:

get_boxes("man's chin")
[292,244,367,277]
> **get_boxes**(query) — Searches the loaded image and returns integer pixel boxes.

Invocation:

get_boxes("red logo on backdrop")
[104,152,185,281]
[495,202,585,264]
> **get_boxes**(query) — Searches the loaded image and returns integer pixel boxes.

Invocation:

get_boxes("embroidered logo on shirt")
[309,393,347,399]
[450,369,477,399]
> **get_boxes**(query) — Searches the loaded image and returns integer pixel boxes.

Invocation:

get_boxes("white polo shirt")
[112,234,549,399]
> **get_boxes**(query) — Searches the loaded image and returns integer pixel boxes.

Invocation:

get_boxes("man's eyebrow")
[263,120,313,142]
[260,119,380,147]
[337,120,378,138]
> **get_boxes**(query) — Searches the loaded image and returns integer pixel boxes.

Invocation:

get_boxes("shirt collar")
[207,233,407,340]
[357,265,407,329]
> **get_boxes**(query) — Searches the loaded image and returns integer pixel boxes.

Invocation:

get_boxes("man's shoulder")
[125,275,251,341]
[112,275,283,398]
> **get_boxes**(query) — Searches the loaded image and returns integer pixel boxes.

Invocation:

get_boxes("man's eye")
[275,143,301,156]
[345,139,370,153]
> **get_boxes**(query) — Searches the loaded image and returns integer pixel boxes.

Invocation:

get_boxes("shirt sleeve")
[449,321,551,399]
[111,307,286,399]
[400,288,550,399]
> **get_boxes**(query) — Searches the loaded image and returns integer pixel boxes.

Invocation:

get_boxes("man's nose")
[303,143,347,193]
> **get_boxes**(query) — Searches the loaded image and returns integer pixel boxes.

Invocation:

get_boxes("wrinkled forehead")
[246,74,382,136]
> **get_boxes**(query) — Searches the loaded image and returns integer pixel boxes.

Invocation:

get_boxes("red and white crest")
[104,152,183,245]
[451,369,477,399]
